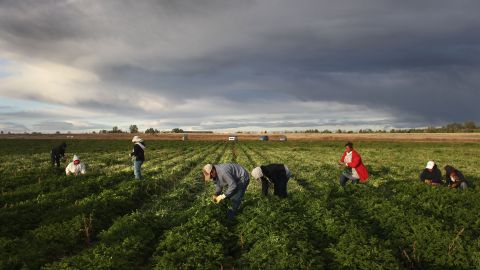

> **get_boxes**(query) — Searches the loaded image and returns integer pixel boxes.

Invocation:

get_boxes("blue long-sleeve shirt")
[213,163,250,198]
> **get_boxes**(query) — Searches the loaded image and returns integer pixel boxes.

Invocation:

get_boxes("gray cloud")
[0,121,29,132]
[32,121,110,131]
[1,0,479,130]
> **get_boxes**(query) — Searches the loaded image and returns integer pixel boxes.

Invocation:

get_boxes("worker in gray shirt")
[203,163,250,218]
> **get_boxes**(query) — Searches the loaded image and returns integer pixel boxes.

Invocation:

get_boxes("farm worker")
[65,155,86,176]
[51,142,67,167]
[419,161,442,185]
[338,142,369,186]
[251,164,291,198]
[130,136,145,180]
[203,163,250,218]
[444,165,468,189]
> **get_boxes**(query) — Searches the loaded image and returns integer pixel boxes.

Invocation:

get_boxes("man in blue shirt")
[203,163,250,218]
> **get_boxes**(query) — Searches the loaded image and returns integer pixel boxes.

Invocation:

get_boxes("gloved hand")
[213,194,226,204]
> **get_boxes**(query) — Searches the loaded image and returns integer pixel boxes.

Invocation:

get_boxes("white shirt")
[344,151,359,179]
[65,162,86,175]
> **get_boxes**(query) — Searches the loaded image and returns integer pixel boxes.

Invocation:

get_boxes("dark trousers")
[273,178,288,198]
[339,173,359,186]
[51,152,61,167]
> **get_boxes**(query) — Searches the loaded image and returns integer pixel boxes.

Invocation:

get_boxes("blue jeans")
[133,160,143,180]
[229,180,250,215]
[339,173,359,186]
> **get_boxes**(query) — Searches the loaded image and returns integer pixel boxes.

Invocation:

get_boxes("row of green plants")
[0,146,200,237]
[42,142,227,269]
[0,142,222,269]
[1,140,480,269]
[151,141,238,269]
[246,141,480,269]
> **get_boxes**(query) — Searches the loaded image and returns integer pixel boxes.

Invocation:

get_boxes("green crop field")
[1,139,479,269]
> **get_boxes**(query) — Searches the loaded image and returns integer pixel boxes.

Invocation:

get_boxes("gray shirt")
[214,163,250,198]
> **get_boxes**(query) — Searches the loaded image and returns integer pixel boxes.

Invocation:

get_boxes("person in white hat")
[203,163,250,218]
[419,160,442,185]
[65,155,86,176]
[251,164,291,198]
[130,136,146,180]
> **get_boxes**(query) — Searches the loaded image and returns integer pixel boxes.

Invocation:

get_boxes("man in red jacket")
[338,142,369,186]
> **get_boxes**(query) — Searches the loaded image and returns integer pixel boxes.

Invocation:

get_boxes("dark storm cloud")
[1,0,479,129]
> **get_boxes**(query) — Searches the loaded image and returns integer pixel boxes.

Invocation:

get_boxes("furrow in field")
[42,142,228,269]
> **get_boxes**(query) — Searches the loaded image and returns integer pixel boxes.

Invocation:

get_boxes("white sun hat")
[426,160,435,169]
[132,136,143,143]
[251,167,263,180]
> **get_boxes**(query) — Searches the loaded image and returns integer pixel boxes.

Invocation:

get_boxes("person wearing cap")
[419,161,442,185]
[444,165,468,189]
[203,163,250,218]
[51,142,67,167]
[65,155,86,176]
[338,142,369,186]
[130,136,146,180]
[251,164,291,198]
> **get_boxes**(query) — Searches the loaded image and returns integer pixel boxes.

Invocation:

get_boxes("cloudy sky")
[1,0,479,133]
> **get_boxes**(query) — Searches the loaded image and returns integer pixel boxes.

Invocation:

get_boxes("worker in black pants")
[251,164,291,198]
[51,142,67,167]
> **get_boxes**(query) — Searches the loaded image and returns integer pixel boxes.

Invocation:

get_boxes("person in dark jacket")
[251,164,291,198]
[444,165,468,189]
[419,160,442,185]
[130,136,145,180]
[51,142,67,167]
[203,163,250,218]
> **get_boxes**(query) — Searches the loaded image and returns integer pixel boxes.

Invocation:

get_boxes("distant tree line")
[389,121,478,133]
[300,121,479,134]
[2,121,478,135]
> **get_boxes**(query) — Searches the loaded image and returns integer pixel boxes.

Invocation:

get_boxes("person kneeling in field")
[251,164,291,198]
[444,165,468,189]
[338,142,369,186]
[419,161,442,186]
[65,155,86,176]
[203,163,250,218]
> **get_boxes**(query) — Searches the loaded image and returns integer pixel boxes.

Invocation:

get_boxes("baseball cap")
[251,167,263,179]
[203,164,213,180]
[426,161,435,169]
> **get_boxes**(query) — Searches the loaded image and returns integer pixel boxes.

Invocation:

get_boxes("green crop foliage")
[0,139,479,269]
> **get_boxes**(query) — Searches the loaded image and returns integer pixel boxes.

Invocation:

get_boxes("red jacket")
[340,149,369,182]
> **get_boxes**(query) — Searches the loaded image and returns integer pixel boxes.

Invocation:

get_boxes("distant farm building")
[228,135,238,141]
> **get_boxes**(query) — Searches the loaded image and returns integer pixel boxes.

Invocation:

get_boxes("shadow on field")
[295,178,317,191]
[366,165,391,178]
[465,174,478,188]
